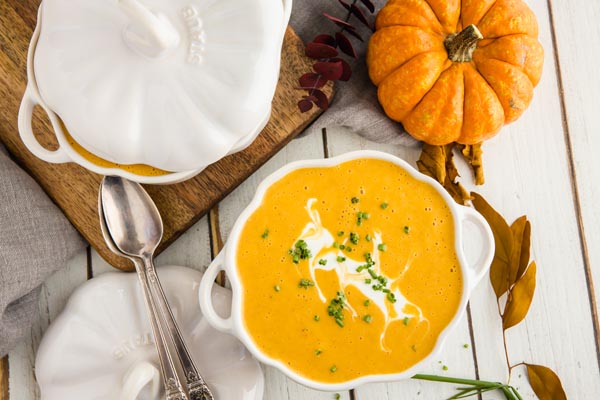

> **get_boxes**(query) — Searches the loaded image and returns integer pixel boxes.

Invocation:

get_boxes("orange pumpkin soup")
[236,158,463,383]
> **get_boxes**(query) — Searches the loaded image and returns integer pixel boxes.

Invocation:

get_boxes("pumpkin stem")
[444,24,483,63]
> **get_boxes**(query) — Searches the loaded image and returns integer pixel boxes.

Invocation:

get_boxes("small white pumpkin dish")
[18,0,291,184]
[35,266,263,400]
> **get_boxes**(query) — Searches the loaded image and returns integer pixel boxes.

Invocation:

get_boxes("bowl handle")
[18,85,70,163]
[459,206,495,290]
[199,251,234,333]
[120,361,161,400]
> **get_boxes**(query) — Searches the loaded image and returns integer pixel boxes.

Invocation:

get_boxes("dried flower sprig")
[297,0,377,113]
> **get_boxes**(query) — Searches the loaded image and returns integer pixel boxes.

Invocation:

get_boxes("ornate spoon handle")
[143,255,214,400]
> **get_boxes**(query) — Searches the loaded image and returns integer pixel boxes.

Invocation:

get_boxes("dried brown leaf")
[510,217,531,284]
[312,34,337,47]
[350,4,372,30]
[313,61,343,81]
[471,193,514,298]
[458,143,485,185]
[360,0,375,13]
[503,261,536,330]
[526,364,567,400]
[312,89,329,110]
[299,72,328,88]
[305,42,339,59]
[417,144,472,205]
[330,57,352,81]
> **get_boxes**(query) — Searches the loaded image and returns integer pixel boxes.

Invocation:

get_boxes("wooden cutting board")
[0,0,334,271]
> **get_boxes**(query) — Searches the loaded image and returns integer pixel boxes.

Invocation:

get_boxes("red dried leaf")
[298,99,313,113]
[313,34,336,47]
[299,72,327,89]
[337,0,351,11]
[305,42,339,59]
[313,61,343,81]
[360,0,375,13]
[312,89,329,110]
[323,12,355,30]
[331,58,352,81]
[343,27,364,42]
[303,95,319,102]
[350,4,372,30]
[335,32,358,59]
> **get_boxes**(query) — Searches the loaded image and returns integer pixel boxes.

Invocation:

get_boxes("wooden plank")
[7,249,88,400]
[324,126,478,399]
[547,0,600,353]
[460,0,600,398]
[0,0,334,272]
[0,357,8,400]
[214,132,350,400]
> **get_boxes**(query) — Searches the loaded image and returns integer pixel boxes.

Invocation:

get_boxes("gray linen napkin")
[291,0,418,147]
[0,145,83,356]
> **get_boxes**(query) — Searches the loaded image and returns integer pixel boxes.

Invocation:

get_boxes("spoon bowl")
[100,175,163,258]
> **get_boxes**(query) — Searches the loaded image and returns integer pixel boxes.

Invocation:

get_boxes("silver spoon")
[100,176,213,400]
[98,188,187,400]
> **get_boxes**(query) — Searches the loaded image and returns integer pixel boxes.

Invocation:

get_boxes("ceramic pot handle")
[199,251,234,333]
[120,361,161,400]
[459,206,495,290]
[18,85,70,163]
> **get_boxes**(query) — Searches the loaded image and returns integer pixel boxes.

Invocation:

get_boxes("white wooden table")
[4,0,600,398]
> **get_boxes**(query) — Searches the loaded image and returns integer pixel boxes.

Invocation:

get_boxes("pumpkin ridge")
[473,35,541,83]
[462,0,498,29]
[372,48,447,87]
[473,57,534,91]
[422,0,453,34]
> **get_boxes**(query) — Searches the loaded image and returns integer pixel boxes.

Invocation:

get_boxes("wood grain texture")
[0,0,334,271]
[0,357,8,400]
[547,0,600,354]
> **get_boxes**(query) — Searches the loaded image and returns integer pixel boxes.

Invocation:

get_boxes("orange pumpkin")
[367,0,544,145]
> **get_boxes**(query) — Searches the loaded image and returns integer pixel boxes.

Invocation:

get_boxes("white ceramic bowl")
[36,266,264,400]
[199,150,495,391]
[18,0,292,184]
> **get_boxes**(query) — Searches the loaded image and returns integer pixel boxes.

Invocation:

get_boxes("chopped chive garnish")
[299,279,315,289]
[274,285,281,292]
[345,246,352,252]
[351,197,360,204]
[350,232,359,245]
[387,292,397,303]
[365,234,372,242]
[403,317,410,326]
[442,365,449,371]
[330,365,338,373]
[357,211,369,226]
[364,252,374,266]
[339,244,345,250]
[337,231,344,237]
[261,229,269,239]
[380,202,388,209]
[382,288,390,293]
[290,240,311,263]
[314,315,320,321]
[378,276,387,285]
[404,226,410,234]
[335,394,341,400]
[333,242,339,248]
[378,243,387,252]
[363,314,372,323]
[368,269,378,279]
[327,292,346,327]
[319,259,327,266]
[365,278,372,284]
[372,284,383,291]
[337,256,346,263]
[364,299,370,306]
[315,349,322,356]
[463,344,470,348]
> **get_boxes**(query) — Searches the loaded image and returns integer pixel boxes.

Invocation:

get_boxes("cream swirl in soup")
[236,158,463,383]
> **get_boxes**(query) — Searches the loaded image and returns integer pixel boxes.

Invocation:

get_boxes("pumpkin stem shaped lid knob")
[444,24,483,63]
[119,0,179,57]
